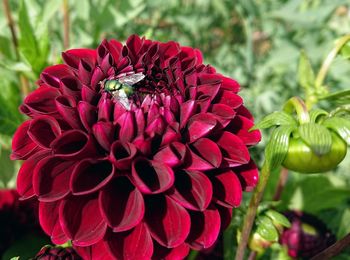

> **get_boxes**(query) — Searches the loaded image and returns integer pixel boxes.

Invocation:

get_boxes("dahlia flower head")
[11,35,261,259]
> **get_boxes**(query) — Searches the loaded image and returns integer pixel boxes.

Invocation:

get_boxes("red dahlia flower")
[281,211,335,258]
[11,35,261,259]
[34,246,82,260]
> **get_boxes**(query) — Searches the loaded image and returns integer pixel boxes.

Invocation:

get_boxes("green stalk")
[315,34,350,90]
[235,162,271,260]
[283,97,310,124]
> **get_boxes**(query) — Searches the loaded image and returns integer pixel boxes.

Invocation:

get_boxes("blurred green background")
[0,0,350,258]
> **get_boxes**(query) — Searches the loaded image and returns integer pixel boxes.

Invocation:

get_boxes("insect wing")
[118,72,145,86]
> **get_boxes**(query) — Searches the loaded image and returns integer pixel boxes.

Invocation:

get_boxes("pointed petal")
[169,170,212,211]
[17,151,50,199]
[180,100,195,129]
[60,195,107,246]
[228,115,261,146]
[92,121,115,151]
[214,131,250,166]
[132,158,174,194]
[185,147,214,171]
[40,64,73,88]
[97,95,114,121]
[74,241,112,260]
[71,159,114,195]
[51,130,96,160]
[110,141,137,170]
[11,120,39,160]
[191,138,222,168]
[106,223,153,260]
[212,170,242,207]
[215,90,243,109]
[28,116,61,148]
[78,101,98,132]
[153,242,190,260]
[33,156,75,202]
[234,160,259,192]
[145,196,190,248]
[116,111,136,142]
[39,201,68,244]
[99,177,144,232]
[187,113,217,143]
[186,207,221,250]
[55,95,83,129]
[62,48,96,69]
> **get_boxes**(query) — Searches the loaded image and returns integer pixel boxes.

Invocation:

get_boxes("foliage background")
[0,0,350,259]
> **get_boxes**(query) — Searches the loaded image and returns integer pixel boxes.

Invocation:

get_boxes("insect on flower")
[101,72,145,109]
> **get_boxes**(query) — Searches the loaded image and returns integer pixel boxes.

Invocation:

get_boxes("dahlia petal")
[106,223,153,260]
[197,83,221,101]
[51,130,96,160]
[113,101,127,122]
[186,207,221,250]
[145,116,166,136]
[132,135,152,156]
[169,170,212,211]
[75,241,112,260]
[17,151,50,199]
[97,95,114,121]
[11,120,39,160]
[221,76,240,92]
[33,156,76,202]
[197,73,222,86]
[211,103,236,128]
[71,159,114,195]
[185,147,215,171]
[179,100,195,129]
[110,141,137,170]
[92,121,115,151]
[160,123,181,146]
[100,53,113,74]
[78,101,98,132]
[153,144,182,167]
[39,201,68,244]
[116,111,135,143]
[99,177,144,232]
[55,95,83,129]
[234,160,259,192]
[40,64,73,88]
[153,242,190,260]
[217,204,233,231]
[90,66,105,90]
[228,115,261,146]
[187,113,217,143]
[212,170,242,208]
[191,138,222,168]
[132,158,174,194]
[60,76,82,98]
[134,108,145,135]
[62,48,96,70]
[196,96,211,113]
[145,196,190,248]
[81,85,99,104]
[108,39,123,62]
[215,131,250,166]
[60,195,107,246]
[28,115,61,148]
[23,86,61,116]
[215,90,243,109]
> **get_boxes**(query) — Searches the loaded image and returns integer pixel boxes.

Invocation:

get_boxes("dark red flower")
[12,35,261,259]
[0,189,44,256]
[280,211,336,258]
[34,246,82,260]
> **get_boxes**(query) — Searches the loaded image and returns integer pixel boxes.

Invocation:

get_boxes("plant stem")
[235,162,271,260]
[311,232,350,260]
[63,0,70,49]
[315,34,350,90]
[272,167,288,201]
[2,0,19,59]
[3,0,30,97]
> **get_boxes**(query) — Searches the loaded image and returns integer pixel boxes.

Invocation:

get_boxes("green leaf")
[265,210,291,228]
[251,111,297,130]
[0,35,14,59]
[340,41,350,59]
[298,123,332,155]
[298,50,315,94]
[256,216,279,242]
[0,148,19,188]
[319,89,350,103]
[309,109,328,123]
[10,257,20,260]
[265,125,295,169]
[322,117,350,145]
